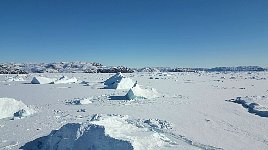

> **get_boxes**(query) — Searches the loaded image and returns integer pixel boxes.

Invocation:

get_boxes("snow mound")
[31,76,56,84]
[0,98,35,119]
[126,82,160,100]
[5,75,25,82]
[22,114,175,150]
[104,72,135,89]
[52,76,78,84]
[66,97,93,105]
[228,96,268,117]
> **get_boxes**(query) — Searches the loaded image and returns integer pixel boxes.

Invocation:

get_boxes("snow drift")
[126,82,159,100]
[0,98,35,119]
[104,72,134,89]
[21,114,174,150]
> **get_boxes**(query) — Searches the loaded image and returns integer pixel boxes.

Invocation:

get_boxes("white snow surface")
[0,72,268,149]
[0,98,35,119]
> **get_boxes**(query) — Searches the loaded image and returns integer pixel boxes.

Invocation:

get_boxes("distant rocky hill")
[0,62,266,74]
[207,66,266,72]
[133,67,200,72]
[0,62,133,74]
[134,66,266,73]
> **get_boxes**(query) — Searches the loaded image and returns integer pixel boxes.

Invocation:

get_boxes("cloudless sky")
[0,0,268,67]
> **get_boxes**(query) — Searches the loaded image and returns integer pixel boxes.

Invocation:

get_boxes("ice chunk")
[104,72,134,89]
[21,123,133,150]
[66,98,93,105]
[126,82,159,100]
[104,72,124,85]
[229,96,268,117]
[0,98,35,119]
[31,76,56,84]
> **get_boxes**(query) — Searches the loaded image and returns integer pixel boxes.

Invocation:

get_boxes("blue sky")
[0,0,268,67]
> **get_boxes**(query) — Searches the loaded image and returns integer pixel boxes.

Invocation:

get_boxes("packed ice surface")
[21,114,175,150]
[52,76,78,84]
[228,96,268,117]
[31,76,56,84]
[0,98,35,119]
[104,72,135,89]
[126,82,159,100]
[1,72,268,150]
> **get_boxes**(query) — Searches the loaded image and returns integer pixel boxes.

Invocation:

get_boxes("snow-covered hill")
[1,62,266,74]
[0,62,134,74]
